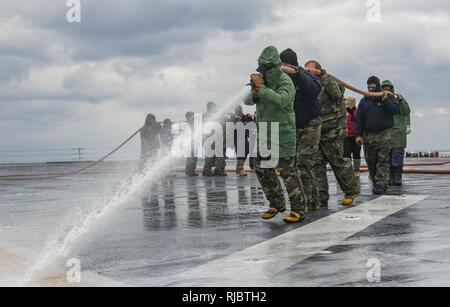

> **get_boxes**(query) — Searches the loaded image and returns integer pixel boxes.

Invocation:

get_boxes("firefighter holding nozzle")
[245,46,307,224]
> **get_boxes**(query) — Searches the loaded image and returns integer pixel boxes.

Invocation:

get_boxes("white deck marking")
[0,195,428,286]
[168,195,428,286]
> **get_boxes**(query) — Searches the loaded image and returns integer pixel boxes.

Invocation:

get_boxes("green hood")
[258,46,282,66]
[382,80,412,149]
[258,46,282,87]
[382,80,395,92]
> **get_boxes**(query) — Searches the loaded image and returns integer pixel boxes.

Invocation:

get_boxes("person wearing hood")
[279,48,322,212]
[344,96,362,174]
[304,60,358,208]
[245,46,307,224]
[355,76,400,194]
[140,113,162,169]
[382,80,411,186]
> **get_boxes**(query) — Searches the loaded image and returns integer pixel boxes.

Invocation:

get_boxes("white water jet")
[25,86,251,284]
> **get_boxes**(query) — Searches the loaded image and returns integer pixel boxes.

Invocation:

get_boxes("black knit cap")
[280,48,299,67]
[367,76,381,86]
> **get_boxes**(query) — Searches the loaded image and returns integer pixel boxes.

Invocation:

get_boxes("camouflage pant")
[296,117,321,208]
[363,130,391,190]
[314,134,358,205]
[255,156,307,213]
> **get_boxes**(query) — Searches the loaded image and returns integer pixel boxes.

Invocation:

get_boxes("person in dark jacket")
[280,48,322,211]
[233,105,256,176]
[344,96,362,174]
[355,76,400,194]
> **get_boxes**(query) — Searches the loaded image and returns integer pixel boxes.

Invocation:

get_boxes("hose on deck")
[0,129,142,181]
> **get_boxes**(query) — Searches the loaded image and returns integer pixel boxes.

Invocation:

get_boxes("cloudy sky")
[0,0,449,162]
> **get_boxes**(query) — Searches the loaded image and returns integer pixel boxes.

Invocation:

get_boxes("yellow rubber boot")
[261,207,286,220]
[341,196,355,206]
[282,211,305,224]
[239,169,248,177]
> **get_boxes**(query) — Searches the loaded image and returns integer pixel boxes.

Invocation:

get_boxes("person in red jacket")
[344,96,362,175]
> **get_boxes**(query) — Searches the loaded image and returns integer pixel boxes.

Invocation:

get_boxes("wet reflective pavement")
[0,160,449,286]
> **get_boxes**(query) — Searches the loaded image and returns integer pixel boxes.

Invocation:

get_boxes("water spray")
[25,86,251,284]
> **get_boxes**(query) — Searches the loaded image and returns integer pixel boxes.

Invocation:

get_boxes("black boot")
[389,170,396,186]
[395,171,403,186]
[373,186,387,195]
[214,171,228,177]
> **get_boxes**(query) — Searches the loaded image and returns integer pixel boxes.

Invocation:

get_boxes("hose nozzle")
[247,72,263,87]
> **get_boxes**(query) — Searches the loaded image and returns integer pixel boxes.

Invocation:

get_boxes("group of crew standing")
[139,45,411,224]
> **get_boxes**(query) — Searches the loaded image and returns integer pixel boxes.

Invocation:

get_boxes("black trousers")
[344,136,362,159]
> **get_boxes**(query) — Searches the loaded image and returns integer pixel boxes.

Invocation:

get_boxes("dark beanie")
[367,76,381,86]
[280,48,299,67]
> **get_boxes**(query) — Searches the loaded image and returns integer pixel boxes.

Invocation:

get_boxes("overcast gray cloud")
[0,0,449,162]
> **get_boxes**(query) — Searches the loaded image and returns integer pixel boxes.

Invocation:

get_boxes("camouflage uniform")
[245,46,306,214]
[355,76,400,193]
[363,129,392,190]
[296,117,322,209]
[314,74,357,206]
[254,157,307,212]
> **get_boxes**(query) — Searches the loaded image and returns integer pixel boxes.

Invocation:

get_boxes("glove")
[381,91,389,102]
[281,64,299,75]
[250,73,264,90]
[355,136,363,146]
[406,125,412,135]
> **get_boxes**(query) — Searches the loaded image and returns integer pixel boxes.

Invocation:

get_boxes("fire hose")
[281,64,390,97]
[279,65,450,175]
[359,168,450,175]
[0,129,142,181]
[2,66,449,179]
[358,161,450,175]
[362,161,450,168]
